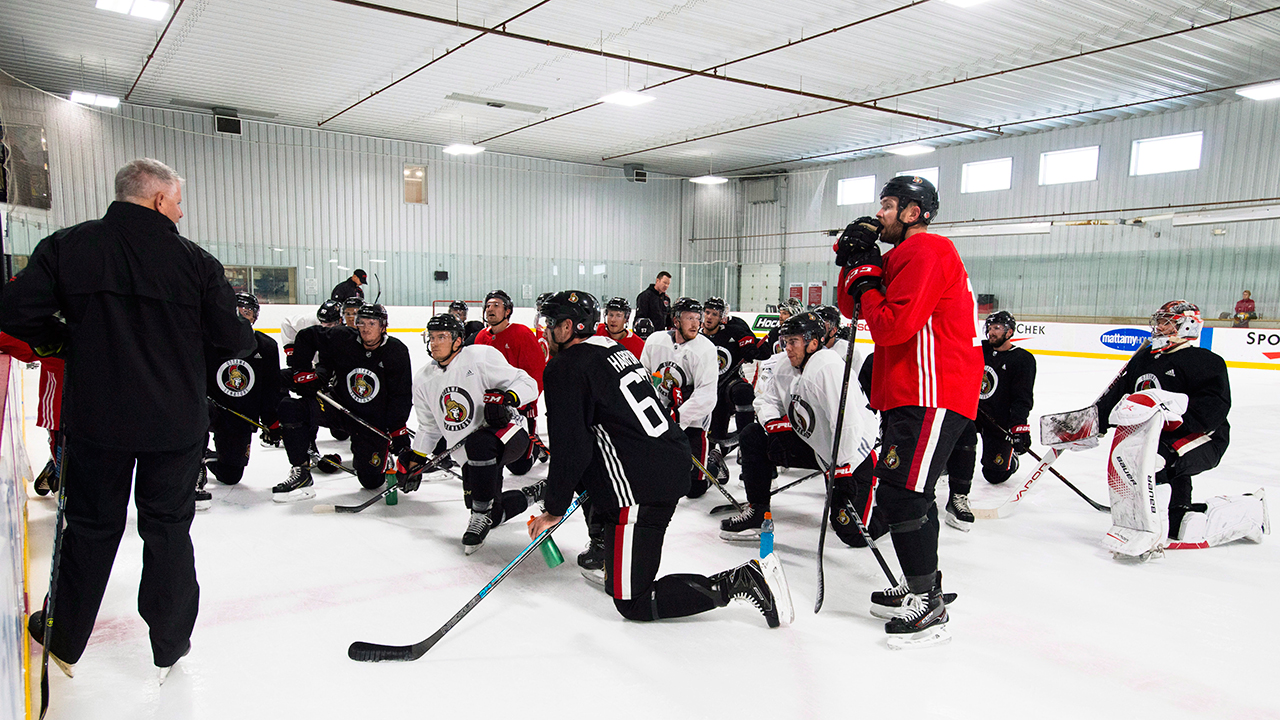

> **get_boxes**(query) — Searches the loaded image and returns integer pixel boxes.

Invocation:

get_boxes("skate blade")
[718,529,762,542]
[158,665,173,685]
[195,498,211,512]
[271,488,316,504]
[581,568,606,586]
[871,592,958,619]
[887,625,951,650]
[944,514,973,532]
[463,541,484,556]
[51,654,75,678]
[760,553,794,625]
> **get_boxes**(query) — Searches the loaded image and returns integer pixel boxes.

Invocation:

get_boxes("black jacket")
[330,278,365,301]
[635,284,671,330]
[0,201,255,450]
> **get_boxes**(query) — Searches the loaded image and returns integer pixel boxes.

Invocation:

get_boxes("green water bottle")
[384,470,398,505]
[528,516,564,567]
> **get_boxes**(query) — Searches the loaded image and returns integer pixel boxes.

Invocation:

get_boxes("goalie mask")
[1149,300,1201,353]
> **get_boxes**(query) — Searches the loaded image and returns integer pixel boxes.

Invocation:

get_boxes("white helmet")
[1150,300,1201,352]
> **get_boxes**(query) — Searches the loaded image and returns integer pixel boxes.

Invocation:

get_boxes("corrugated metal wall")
[1,86,742,306]
[692,97,1280,318]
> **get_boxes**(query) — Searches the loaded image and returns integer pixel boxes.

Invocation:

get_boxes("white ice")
[17,349,1280,720]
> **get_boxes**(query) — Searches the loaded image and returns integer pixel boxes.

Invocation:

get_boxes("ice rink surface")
[17,346,1280,720]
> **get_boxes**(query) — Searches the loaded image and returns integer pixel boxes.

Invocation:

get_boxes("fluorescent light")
[305,265,315,270]
[935,222,1050,237]
[129,0,170,20]
[328,259,339,263]
[600,91,655,107]
[690,175,728,185]
[70,91,120,108]
[887,144,934,156]
[369,258,386,263]
[270,247,285,252]
[1237,80,1280,101]
[95,0,133,12]
[443,143,484,155]
[1171,203,1280,226]
[943,0,991,6]
[336,265,351,271]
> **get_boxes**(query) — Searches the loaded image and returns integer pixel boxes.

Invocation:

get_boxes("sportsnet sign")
[1099,328,1149,352]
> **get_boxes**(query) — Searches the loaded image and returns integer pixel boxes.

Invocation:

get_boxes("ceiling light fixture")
[369,258,387,263]
[70,91,120,108]
[443,143,485,156]
[270,247,285,252]
[942,0,992,7]
[887,143,935,156]
[95,0,170,20]
[336,265,351,271]
[690,175,728,185]
[1236,80,1280,101]
[600,90,655,107]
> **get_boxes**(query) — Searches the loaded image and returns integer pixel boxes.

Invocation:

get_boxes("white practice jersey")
[640,329,718,431]
[411,344,538,463]
[281,314,318,346]
[754,351,796,424]
[786,347,876,471]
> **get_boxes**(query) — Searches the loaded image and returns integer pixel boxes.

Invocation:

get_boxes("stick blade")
[971,506,1005,520]
[348,641,422,662]
[312,505,336,514]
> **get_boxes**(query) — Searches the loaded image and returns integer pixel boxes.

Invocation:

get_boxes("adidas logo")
[1165,369,1176,376]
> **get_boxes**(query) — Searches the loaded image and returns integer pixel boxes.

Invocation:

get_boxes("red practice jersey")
[475,322,546,394]
[839,231,982,419]
[0,332,64,430]
[594,323,646,360]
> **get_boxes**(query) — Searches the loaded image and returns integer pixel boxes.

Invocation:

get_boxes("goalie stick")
[976,409,1109,515]
[348,492,586,662]
[709,470,823,515]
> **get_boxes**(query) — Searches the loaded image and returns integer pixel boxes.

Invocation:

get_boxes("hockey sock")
[947,444,976,496]
[499,489,531,524]
[888,505,940,588]
[615,575,720,621]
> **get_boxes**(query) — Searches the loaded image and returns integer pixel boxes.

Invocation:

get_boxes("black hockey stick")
[314,435,469,514]
[816,314,861,614]
[348,492,587,661]
[817,458,898,587]
[978,408,1109,513]
[709,470,822,515]
[691,453,744,513]
[316,390,406,442]
[208,396,271,433]
[38,435,70,719]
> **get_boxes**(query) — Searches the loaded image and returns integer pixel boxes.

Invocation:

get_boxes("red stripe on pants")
[612,506,630,599]
[906,408,937,491]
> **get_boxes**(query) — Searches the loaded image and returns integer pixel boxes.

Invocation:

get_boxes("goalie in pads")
[1094,301,1267,558]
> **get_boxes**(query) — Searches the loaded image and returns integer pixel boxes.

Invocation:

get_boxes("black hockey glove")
[260,421,282,447]
[844,245,884,302]
[389,426,412,455]
[396,448,427,492]
[833,217,882,267]
[1009,424,1031,455]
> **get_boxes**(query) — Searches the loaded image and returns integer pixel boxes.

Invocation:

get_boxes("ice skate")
[34,458,57,496]
[272,465,315,503]
[28,609,75,677]
[871,572,957,619]
[885,587,951,650]
[713,558,783,628]
[945,493,973,531]
[578,524,605,571]
[158,642,191,685]
[719,503,764,541]
[462,509,494,555]
[521,479,547,512]
[195,463,212,512]
[581,567,606,587]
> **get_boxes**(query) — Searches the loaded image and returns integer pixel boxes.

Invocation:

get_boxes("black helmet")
[985,311,1016,334]
[236,292,260,311]
[316,299,342,324]
[535,292,554,313]
[540,290,600,339]
[703,296,726,313]
[356,303,388,324]
[604,296,631,315]
[342,296,365,309]
[634,318,655,339]
[779,311,826,343]
[449,300,468,313]
[426,313,465,340]
[880,175,939,226]
[671,297,702,316]
[485,289,513,312]
[813,305,841,333]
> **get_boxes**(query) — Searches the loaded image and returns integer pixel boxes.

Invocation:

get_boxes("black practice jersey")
[1097,344,1230,446]
[292,325,413,433]
[543,337,692,515]
[208,330,282,427]
[978,341,1036,427]
[703,316,757,388]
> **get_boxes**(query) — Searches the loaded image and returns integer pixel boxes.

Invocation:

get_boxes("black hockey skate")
[33,458,57,496]
[712,557,792,628]
[871,571,958,619]
[578,524,605,571]
[945,493,974,532]
[28,607,75,677]
[885,585,951,650]
[719,503,764,541]
[521,480,546,512]
[272,465,315,503]
[462,508,494,555]
[195,462,212,512]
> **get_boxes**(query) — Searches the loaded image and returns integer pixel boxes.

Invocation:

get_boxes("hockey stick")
[210,396,357,476]
[977,408,1109,513]
[348,492,587,661]
[38,436,70,719]
[208,396,270,433]
[691,453,744,513]
[709,470,822,515]
[816,314,861,614]
[817,457,898,587]
[971,447,1062,520]
[372,272,382,304]
[316,390,400,442]
[308,449,357,476]
[313,435,470,513]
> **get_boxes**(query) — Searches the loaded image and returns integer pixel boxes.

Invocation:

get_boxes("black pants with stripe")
[874,406,970,593]
[599,502,724,622]
[685,427,709,498]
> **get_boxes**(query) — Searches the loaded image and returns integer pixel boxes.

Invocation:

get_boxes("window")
[1039,146,1098,185]
[1130,131,1202,176]
[961,157,1012,193]
[403,163,426,204]
[224,265,297,304]
[837,175,876,206]
[897,167,939,187]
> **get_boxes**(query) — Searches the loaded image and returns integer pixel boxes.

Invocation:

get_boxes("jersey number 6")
[622,368,669,438]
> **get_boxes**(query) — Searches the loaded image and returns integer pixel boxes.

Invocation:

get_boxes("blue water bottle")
[759,511,774,558]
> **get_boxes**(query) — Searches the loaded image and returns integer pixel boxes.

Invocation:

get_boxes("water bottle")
[759,511,774,558]
[384,471,398,505]
[528,516,565,567]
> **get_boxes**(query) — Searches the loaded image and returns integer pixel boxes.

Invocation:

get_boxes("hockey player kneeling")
[529,291,794,628]
[1096,301,1267,560]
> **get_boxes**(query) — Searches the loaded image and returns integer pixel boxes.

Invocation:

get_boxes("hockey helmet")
[540,290,600,339]
[604,296,632,315]
[485,289,514,312]
[671,297,703,318]
[778,297,803,320]
[703,296,727,314]
[634,318,655,340]
[813,305,841,334]
[449,300,468,313]
[316,299,342,324]
[985,311,1017,334]
[426,313,465,340]
[880,175,939,227]
[779,311,826,343]
[341,296,365,310]
[356,303,388,325]
[535,292,554,314]
[1150,300,1201,352]
[236,292,260,311]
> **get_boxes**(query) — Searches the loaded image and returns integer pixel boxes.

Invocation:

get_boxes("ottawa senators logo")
[980,365,998,400]
[884,446,900,470]
[217,359,255,398]
[440,386,475,433]
[1134,373,1161,391]
[370,453,381,468]
[715,346,731,375]
[653,361,688,407]
[346,368,380,403]
[994,454,1003,466]
[788,396,816,439]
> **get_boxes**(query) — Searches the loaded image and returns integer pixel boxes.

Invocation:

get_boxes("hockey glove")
[483,389,520,407]
[260,422,282,447]
[764,417,793,434]
[844,246,884,302]
[668,386,684,424]
[292,370,321,394]
[389,427,412,455]
[396,449,427,492]
[1009,424,1031,455]
[833,217,882,267]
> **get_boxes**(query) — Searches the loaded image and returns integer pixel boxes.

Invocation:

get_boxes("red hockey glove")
[764,417,793,434]
[292,370,320,394]
[1009,424,1031,455]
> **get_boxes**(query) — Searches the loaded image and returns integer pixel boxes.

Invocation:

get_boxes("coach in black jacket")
[634,271,672,330]
[0,158,254,675]
[330,269,366,301]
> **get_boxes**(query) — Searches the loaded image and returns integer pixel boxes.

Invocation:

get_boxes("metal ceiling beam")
[331,0,995,135]
[479,0,937,144]
[318,0,556,127]
[123,0,187,101]
[603,5,1280,164]
[720,74,1280,174]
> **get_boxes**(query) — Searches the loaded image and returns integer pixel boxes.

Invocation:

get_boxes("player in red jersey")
[594,296,646,359]
[836,175,982,649]
[474,289,548,471]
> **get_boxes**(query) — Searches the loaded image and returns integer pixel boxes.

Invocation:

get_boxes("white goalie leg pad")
[1169,489,1269,548]
[1103,415,1168,557]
